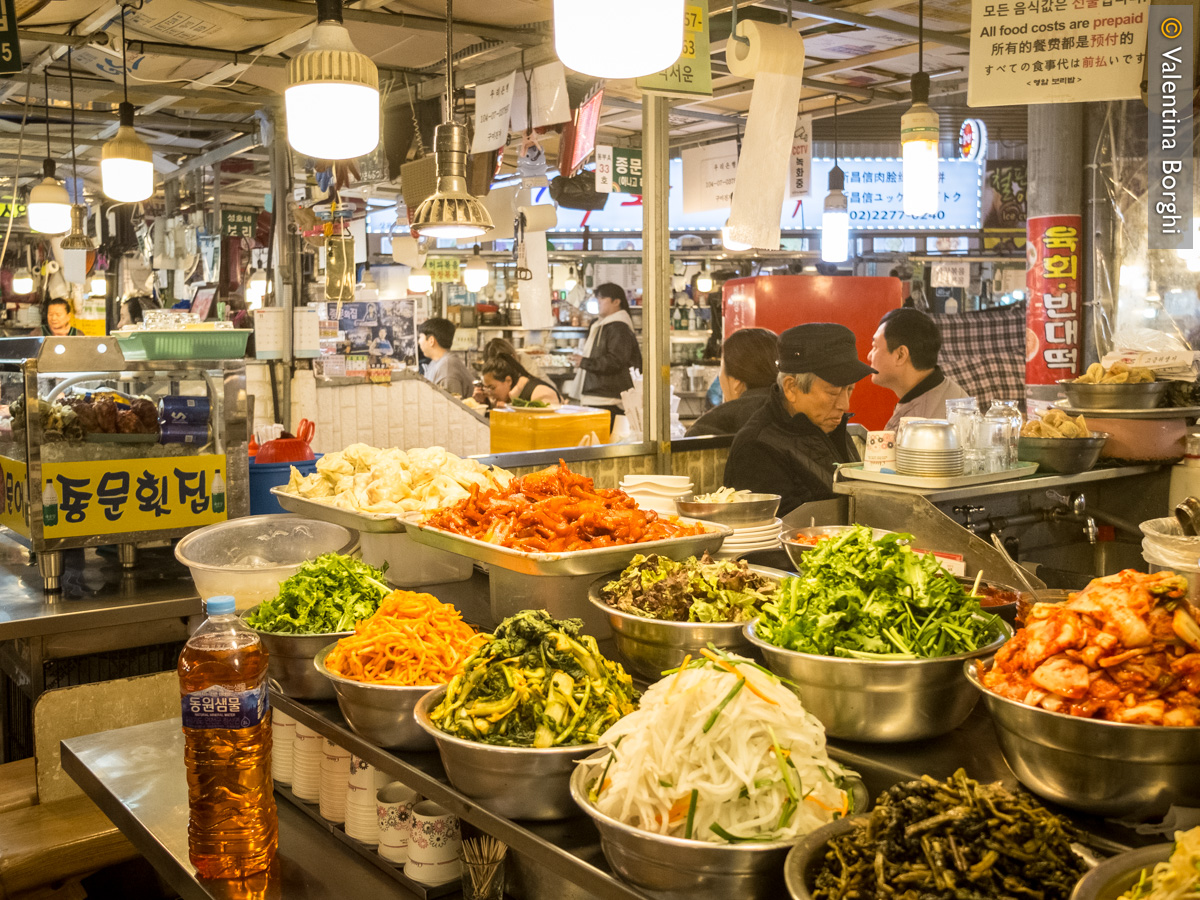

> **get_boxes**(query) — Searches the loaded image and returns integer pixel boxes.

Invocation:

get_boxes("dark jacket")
[579,319,642,400]
[685,386,772,437]
[723,385,859,516]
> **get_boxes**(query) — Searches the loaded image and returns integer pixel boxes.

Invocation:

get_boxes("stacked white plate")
[894,447,964,477]
[290,722,324,801]
[714,517,784,560]
[319,738,351,823]
[621,475,694,516]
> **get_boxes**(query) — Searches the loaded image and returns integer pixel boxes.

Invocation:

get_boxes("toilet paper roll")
[724,21,806,251]
[518,203,558,233]
[520,239,555,330]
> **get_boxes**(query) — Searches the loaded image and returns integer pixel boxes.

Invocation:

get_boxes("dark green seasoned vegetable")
[243,553,389,634]
[601,553,778,623]
[812,769,1087,900]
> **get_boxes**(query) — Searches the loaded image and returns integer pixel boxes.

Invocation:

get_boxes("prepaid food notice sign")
[967,0,1150,106]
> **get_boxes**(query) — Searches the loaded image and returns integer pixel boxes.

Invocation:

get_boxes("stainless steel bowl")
[674,494,782,528]
[894,420,961,451]
[783,816,859,900]
[1017,434,1109,474]
[314,642,438,750]
[413,686,598,820]
[1068,843,1173,900]
[243,606,352,699]
[586,565,788,680]
[781,526,896,571]
[744,618,1012,742]
[1058,380,1168,410]
[966,661,1200,816]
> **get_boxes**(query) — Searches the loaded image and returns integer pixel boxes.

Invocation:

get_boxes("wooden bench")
[0,672,178,899]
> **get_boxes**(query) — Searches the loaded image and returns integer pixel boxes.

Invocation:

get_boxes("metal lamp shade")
[410,122,493,240]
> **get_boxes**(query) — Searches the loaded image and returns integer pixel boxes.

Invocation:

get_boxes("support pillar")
[642,95,672,471]
[267,108,295,430]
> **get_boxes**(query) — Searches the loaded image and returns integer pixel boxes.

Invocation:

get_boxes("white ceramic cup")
[377,782,420,864]
[404,800,462,885]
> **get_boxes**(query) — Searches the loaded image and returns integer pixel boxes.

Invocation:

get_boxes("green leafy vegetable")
[601,553,778,623]
[758,526,1000,659]
[243,553,389,634]
[510,397,550,408]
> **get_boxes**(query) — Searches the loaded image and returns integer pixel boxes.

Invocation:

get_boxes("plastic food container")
[490,406,611,452]
[117,329,251,361]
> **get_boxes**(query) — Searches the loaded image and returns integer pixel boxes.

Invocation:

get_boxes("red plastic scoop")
[254,418,316,464]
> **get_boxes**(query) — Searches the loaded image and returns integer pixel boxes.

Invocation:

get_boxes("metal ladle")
[990,533,1043,603]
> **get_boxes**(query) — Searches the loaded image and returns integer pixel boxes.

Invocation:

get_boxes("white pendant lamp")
[12,267,34,295]
[410,0,492,240]
[101,12,154,203]
[554,0,685,79]
[696,263,713,293]
[900,0,939,218]
[28,70,71,235]
[59,53,95,285]
[286,0,380,160]
[463,245,489,292]
[89,271,107,296]
[408,265,432,294]
[822,98,851,264]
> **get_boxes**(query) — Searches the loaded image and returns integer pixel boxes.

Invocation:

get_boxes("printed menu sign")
[968,0,1151,106]
[637,1,713,97]
[788,115,814,199]
[1025,215,1083,384]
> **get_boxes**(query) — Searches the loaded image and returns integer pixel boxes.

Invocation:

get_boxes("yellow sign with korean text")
[426,257,462,284]
[0,455,31,538]
[40,453,228,539]
[637,2,713,98]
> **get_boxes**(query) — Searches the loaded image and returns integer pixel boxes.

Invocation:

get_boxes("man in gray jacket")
[868,308,970,429]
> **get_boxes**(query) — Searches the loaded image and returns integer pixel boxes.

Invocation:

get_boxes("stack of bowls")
[894,420,963,477]
[674,493,783,559]
[621,475,694,515]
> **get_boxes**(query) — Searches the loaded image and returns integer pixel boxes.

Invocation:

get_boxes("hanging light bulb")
[901,0,939,218]
[89,271,107,296]
[410,1,493,239]
[463,245,489,292]
[246,269,269,307]
[696,263,713,294]
[554,0,685,79]
[408,265,432,293]
[564,265,578,292]
[60,205,95,283]
[721,219,752,252]
[12,267,34,295]
[101,12,154,202]
[822,97,850,264]
[28,162,72,234]
[286,0,379,160]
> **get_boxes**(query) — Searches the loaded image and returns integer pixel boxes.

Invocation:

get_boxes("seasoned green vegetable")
[601,553,778,623]
[510,397,550,408]
[429,610,638,747]
[243,553,389,634]
[758,525,999,659]
[811,769,1087,900]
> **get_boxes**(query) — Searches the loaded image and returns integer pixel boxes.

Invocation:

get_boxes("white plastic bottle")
[211,470,226,514]
[42,481,58,527]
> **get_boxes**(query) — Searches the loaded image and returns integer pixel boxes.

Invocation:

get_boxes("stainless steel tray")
[401,514,732,577]
[835,461,1040,489]
[1054,399,1200,420]
[272,487,408,534]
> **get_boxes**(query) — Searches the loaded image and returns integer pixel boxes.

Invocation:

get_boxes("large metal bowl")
[571,753,861,900]
[242,606,352,699]
[783,816,859,900]
[585,565,788,680]
[673,494,782,528]
[313,642,438,750]
[413,686,598,820]
[1058,380,1168,410]
[966,661,1200,816]
[781,526,896,571]
[1017,434,1109,474]
[895,419,960,451]
[744,618,1012,742]
[1068,843,1173,900]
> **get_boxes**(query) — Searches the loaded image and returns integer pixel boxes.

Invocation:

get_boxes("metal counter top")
[832,464,1161,504]
[0,536,202,641]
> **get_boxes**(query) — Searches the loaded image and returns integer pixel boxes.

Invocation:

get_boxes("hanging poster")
[967,0,1151,107]
[509,62,571,132]
[1025,215,1083,384]
[788,114,814,199]
[472,73,515,154]
[682,140,739,213]
[335,299,418,367]
[637,1,713,97]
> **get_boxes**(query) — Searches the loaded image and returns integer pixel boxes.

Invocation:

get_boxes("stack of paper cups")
[344,755,380,844]
[290,722,324,801]
[271,709,297,785]
[864,430,898,472]
[319,739,351,822]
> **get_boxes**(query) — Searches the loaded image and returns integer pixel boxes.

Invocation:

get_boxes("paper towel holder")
[728,0,751,45]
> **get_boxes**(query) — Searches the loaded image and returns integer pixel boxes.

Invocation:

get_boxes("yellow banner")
[41,453,228,538]
[0,455,31,538]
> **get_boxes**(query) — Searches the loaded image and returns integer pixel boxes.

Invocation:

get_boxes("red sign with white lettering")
[1025,214,1083,385]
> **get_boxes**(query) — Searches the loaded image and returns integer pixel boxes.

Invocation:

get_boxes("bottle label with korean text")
[181,684,268,729]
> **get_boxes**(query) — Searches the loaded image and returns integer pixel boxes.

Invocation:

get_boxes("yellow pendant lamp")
[59,52,95,285]
[900,0,939,218]
[28,71,70,235]
[101,10,154,203]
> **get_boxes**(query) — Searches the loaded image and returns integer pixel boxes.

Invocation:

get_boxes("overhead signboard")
[788,115,814,198]
[595,147,643,194]
[967,0,1151,106]
[681,140,739,213]
[0,0,21,76]
[637,1,713,97]
[221,208,256,238]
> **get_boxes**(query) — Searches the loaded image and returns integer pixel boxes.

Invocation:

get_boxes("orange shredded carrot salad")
[324,590,488,686]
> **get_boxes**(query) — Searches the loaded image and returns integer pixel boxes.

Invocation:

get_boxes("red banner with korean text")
[1025,215,1082,385]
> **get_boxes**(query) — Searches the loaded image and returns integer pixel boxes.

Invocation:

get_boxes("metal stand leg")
[37,549,64,593]
[118,543,138,570]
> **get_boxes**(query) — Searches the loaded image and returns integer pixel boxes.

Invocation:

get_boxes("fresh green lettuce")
[243,553,389,634]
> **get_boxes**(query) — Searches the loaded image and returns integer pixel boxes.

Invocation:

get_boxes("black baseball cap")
[778,323,876,387]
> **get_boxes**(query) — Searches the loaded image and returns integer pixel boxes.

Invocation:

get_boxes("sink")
[1022,540,1144,585]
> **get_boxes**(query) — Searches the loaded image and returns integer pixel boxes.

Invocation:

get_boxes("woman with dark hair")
[481,347,562,407]
[685,328,779,437]
[41,297,82,336]
[568,282,642,425]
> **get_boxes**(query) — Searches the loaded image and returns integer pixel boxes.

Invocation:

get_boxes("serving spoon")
[990,533,1044,604]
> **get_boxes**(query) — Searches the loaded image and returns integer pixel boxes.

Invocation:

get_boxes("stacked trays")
[620,475,693,515]
[714,518,784,560]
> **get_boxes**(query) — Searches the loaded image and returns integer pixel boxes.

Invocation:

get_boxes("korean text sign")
[637,2,713,97]
[0,455,29,538]
[40,454,228,539]
[1025,215,1083,384]
[594,147,644,194]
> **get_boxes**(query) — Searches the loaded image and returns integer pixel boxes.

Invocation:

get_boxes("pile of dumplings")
[1020,408,1091,439]
[1073,362,1155,384]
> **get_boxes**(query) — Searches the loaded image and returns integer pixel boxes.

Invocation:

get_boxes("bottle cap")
[205,596,236,615]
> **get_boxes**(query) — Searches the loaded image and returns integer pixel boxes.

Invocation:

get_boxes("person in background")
[686,328,779,437]
[481,347,562,408]
[724,323,874,516]
[417,317,473,398]
[868,308,969,430]
[368,326,394,362]
[568,283,642,426]
[41,298,82,336]
[484,337,546,381]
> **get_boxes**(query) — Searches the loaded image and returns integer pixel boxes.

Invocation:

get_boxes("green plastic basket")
[117,329,251,361]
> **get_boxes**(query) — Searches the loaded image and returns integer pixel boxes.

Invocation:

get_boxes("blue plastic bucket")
[248,456,320,515]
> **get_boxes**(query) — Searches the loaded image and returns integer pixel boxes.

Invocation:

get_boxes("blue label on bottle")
[181,684,269,729]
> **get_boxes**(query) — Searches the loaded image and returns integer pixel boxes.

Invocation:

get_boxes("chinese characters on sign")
[594,147,644,194]
[637,2,713,97]
[471,73,515,154]
[788,115,813,199]
[968,0,1151,106]
[221,209,256,239]
[0,0,21,76]
[1025,215,1083,384]
[38,454,229,539]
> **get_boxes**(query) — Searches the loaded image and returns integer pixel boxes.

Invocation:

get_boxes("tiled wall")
[673,446,731,494]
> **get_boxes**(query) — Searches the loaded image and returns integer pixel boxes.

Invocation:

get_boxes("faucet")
[1047,491,1098,545]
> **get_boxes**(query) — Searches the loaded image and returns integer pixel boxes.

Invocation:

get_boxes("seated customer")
[868,308,969,429]
[724,323,875,516]
[686,328,779,437]
[481,347,562,407]
[418,317,474,398]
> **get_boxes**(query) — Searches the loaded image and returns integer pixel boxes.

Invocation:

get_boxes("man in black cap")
[723,323,875,516]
